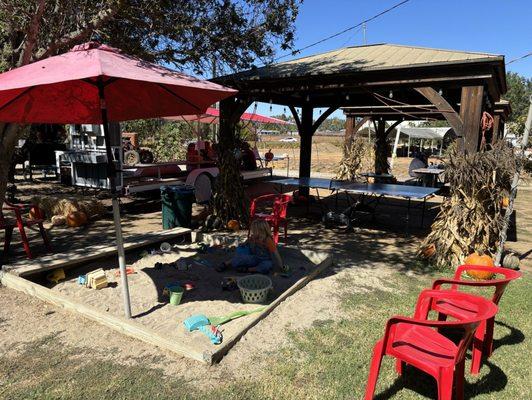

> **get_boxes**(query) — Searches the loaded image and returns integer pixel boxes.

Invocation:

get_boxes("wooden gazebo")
[214,43,508,180]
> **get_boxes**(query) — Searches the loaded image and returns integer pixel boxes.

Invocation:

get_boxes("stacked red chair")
[1,201,52,260]
[364,289,498,400]
[431,265,522,374]
[249,194,291,244]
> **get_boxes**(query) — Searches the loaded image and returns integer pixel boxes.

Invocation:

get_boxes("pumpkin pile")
[30,195,105,228]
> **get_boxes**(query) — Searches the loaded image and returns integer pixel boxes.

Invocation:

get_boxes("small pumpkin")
[227,219,240,231]
[464,252,495,280]
[66,211,88,227]
[501,197,510,208]
[502,252,520,270]
[421,243,436,258]
[28,206,44,220]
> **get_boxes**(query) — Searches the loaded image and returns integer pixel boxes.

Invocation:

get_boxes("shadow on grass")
[374,360,508,399]
[492,320,525,351]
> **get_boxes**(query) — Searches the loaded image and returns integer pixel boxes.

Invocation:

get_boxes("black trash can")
[161,185,195,229]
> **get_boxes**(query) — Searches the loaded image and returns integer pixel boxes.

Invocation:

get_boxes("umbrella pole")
[99,83,132,319]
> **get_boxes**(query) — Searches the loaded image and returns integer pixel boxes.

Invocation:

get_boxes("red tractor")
[122,132,154,165]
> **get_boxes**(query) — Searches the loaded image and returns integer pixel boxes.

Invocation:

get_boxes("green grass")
[1,272,530,399]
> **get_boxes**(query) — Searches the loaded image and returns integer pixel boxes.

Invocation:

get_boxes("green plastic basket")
[237,275,272,304]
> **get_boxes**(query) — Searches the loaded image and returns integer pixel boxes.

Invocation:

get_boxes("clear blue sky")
[249,0,532,119]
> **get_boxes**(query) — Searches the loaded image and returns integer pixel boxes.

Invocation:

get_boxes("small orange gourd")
[66,211,88,227]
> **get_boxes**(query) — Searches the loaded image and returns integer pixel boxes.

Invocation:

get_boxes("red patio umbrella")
[167,107,292,125]
[0,42,237,318]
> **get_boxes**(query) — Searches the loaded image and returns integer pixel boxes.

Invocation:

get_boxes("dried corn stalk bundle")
[30,196,106,220]
[419,141,517,268]
[336,135,373,181]
[211,127,249,225]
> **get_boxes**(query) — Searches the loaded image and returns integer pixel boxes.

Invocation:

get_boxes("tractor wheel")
[194,173,213,204]
[124,150,140,166]
[139,149,154,164]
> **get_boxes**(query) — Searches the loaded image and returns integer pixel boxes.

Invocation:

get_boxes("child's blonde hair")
[249,220,272,242]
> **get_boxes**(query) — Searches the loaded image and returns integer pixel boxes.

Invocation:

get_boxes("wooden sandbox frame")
[1,228,333,364]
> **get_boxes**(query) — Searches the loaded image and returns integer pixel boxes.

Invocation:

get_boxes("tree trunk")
[0,123,22,206]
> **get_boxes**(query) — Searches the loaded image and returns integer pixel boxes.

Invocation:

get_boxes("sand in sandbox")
[43,243,324,356]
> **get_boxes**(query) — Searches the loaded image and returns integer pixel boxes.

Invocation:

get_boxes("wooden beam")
[414,87,464,138]
[298,106,314,196]
[3,227,191,277]
[385,119,402,135]
[288,105,302,132]
[312,106,338,133]
[459,85,484,153]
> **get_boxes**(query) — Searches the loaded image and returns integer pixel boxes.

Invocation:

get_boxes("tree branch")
[18,0,47,66]
[35,0,125,60]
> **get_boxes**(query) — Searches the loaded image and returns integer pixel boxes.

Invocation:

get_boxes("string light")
[438,89,443,96]
[346,94,350,101]
[388,90,393,99]
[269,99,273,112]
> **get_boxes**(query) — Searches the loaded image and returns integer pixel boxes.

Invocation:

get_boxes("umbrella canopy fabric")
[167,107,292,125]
[0,42,237,124]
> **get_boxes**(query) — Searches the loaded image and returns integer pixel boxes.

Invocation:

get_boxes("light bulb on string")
[388,90,393,99]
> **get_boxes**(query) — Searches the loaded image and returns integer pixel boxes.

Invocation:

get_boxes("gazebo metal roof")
[225,44,503,81]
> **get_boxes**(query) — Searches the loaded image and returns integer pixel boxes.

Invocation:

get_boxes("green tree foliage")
[505,72,532,137]
[121,119,196,161]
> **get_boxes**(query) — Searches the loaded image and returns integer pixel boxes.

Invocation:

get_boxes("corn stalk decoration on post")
[419,141,519,269]
[211,124,249,225]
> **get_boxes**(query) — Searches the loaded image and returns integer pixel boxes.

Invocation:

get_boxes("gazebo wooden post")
[459,85,484,153]
[298,105,314,196]
[491,114,501,144]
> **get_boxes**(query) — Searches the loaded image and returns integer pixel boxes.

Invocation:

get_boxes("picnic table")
[267,177,439,232]
[412,167,445,187]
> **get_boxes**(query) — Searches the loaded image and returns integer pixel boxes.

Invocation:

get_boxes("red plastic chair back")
[434,265,522,305]
[250,194,291,219]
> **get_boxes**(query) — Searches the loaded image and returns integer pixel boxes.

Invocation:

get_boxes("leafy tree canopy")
[0,0,300,74]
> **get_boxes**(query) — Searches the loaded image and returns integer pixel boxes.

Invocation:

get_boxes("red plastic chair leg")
[470,320,487,375]
[395,359,405,375]
[454,359,465,400]
[364,341,384,400]
[437,368,454,400]
[272,223,280,245]
[38,222,52,251]
[484,317,495,357]
[16,220,33,259]
[3,227,13,255]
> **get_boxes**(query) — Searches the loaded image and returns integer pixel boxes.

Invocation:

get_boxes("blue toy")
[183,315,210,332]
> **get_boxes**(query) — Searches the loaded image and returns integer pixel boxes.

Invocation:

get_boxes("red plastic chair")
[431,265,522,374]
[364,289,498,400]
[249,194,291,244]
[1,201,52,260]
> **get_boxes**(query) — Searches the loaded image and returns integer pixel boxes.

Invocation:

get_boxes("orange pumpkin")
[66,211,88,227]
[464,252,495,280]
[227,219,240,231]
[501,197,510,208]
[422,243,436,258]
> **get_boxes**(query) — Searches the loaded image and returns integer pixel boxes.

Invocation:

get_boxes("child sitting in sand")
[216,220,282,274]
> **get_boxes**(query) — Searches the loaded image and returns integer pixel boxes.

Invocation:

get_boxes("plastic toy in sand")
[47,268,65,284]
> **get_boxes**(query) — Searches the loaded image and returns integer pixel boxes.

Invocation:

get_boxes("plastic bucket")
[168,285,184,306]
[161,185,195,229]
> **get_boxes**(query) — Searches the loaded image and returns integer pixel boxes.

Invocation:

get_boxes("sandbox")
[1,231,332,363]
